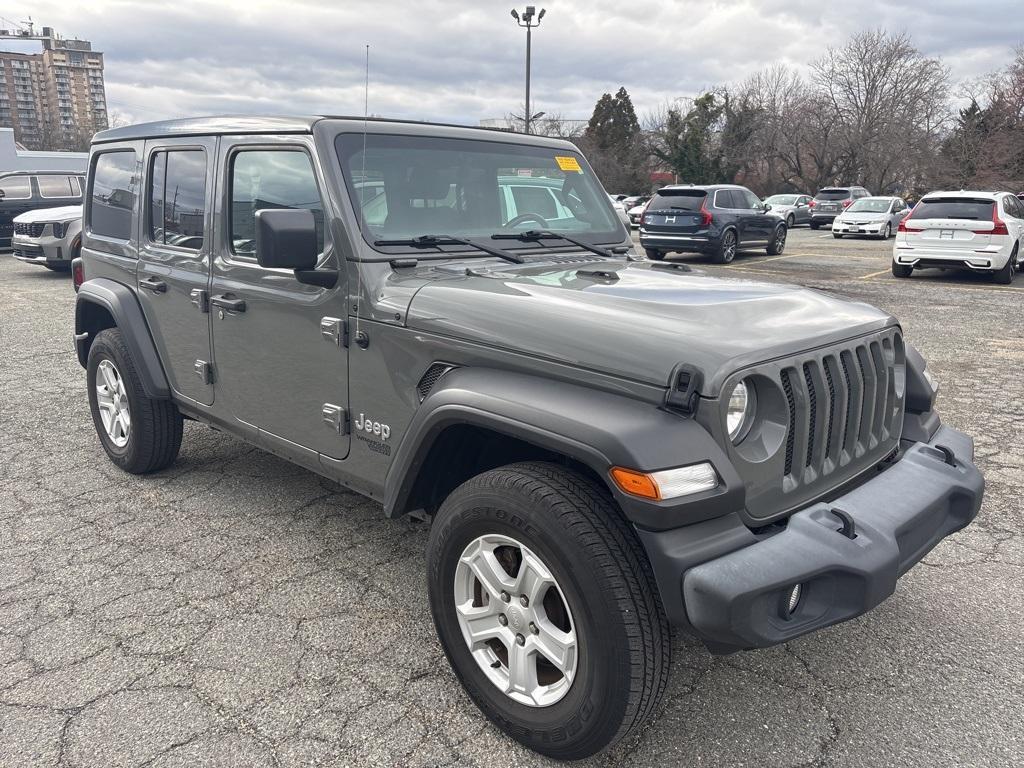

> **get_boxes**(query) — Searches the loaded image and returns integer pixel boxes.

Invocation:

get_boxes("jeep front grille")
[727,328,905,521]
[14,222,45,238]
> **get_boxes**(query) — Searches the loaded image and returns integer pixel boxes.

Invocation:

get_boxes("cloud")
[5,0,1023,125]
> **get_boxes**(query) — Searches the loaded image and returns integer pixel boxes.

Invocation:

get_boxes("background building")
[0,23,108,151]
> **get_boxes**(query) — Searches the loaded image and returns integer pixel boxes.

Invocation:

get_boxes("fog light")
[785,584,802,616]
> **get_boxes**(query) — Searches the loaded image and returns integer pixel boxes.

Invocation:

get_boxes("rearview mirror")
[255,208,319,270]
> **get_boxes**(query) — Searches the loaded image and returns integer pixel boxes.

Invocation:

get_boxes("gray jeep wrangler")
[73,116,984,760]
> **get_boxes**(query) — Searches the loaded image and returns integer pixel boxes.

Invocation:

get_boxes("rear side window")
[816,188,851,200]
[230,149,325,258]
[0,176,31,200]
[648,190,706,211]
[149,150,207,250]
[911,198,995,220]
[90,151,138,240]
[37,175,76,198]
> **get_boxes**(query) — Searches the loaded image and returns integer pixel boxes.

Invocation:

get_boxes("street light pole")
[511,6,545,134]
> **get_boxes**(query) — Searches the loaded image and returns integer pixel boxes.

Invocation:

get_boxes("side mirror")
[763,203,772,212]
[255,208,336,288]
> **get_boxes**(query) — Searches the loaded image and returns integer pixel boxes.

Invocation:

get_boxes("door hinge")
[194,360,214,384]
[322,403,349,434]
[320,317,349,347]
[190,289,210,313]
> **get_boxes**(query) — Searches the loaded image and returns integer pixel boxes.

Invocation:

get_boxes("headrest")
[405,166,451,201]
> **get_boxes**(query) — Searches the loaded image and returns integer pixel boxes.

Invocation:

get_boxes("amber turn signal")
[609,467,661,500]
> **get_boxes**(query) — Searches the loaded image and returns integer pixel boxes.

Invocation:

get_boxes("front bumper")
[834,221,884,235]
[11,234,65,265]
[639,423,983,653]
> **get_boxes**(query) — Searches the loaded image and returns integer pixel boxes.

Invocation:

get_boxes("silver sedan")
[764,194,813,227]
[832,196,909,239]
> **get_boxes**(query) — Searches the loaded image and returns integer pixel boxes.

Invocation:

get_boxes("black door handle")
[211,294,246,312]
[139,276,167,293]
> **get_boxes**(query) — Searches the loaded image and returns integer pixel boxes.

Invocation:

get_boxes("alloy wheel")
[95,359,131,447]
[453,533,578,707]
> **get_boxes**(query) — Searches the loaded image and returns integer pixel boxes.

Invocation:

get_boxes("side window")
[509,185,558,220]
[230,150,325,258]
[741,190,762,209]
[149,149,207,250]
[90,150,138,240]
[37,174,76,198]
[0,175,31,200]
[713,190,732,209]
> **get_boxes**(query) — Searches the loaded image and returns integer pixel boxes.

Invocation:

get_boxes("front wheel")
[880,222,892,239]
[786,214,794,228]
[87,328,183,473]
[833,232,843,239]
[427,462,670,760]
[809,221,820,230]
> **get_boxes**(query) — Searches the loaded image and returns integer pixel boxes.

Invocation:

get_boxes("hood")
[13,205,82,224]
[405,261,896,395]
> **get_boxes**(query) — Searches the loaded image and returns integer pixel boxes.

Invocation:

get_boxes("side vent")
[417,363,456,402]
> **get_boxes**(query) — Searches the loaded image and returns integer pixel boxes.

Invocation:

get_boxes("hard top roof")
[92,115,578,150]
[0,169,84,177]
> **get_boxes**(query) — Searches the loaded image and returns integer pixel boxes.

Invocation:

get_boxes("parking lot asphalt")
[1,229,1022,767]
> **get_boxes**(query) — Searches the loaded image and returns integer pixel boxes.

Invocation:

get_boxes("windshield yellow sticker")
[555,155,582,173]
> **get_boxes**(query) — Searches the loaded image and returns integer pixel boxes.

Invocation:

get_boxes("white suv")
[11,205,83,272]
[892,191,1024,284]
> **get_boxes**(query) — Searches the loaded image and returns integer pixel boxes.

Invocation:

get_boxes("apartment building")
[0,26,108,151]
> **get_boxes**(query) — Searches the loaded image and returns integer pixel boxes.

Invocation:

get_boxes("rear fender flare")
[75,278,170,399]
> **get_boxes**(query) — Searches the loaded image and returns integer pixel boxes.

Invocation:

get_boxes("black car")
[0,170,86,249]
[638,184,787,263]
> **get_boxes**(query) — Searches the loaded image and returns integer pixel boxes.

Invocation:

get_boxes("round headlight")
[726,380,755,443]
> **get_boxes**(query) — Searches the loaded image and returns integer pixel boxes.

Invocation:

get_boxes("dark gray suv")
[72,117,983,761]
[809,185,871,228]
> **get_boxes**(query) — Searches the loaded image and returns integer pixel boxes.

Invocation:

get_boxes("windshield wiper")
[374,234,524,264]
[491,230,618,260]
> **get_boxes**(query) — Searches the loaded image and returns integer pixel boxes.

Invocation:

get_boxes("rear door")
[643,189,708,234]
[901,196,997,250]
[209,138,350,459]
[36,174,81,211]
[137,138,216,406]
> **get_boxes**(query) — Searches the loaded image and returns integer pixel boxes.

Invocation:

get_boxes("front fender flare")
[383,367,743,529]
[75,278,170,399]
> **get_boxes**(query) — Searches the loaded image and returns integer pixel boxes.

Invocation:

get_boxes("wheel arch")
[75,278,170,399]
[383,367,741,529]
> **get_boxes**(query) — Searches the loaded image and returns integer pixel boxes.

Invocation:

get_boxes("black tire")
[993,254,1014,285]
[786,214,794,228]
[833,233,842,239]
[767,224,787,256]
[644,248,665,261]
[44,262,72,272]
[87,328,183,474]
[711,229,737,263]
[809,221,820,230]
[891,262,913,278]
[427,462,670,760]
[880,222,892,240]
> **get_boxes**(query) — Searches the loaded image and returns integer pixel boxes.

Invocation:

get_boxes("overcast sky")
[3,0,1023,126]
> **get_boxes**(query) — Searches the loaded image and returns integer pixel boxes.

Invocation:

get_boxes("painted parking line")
[857,270,1024,292]
[860,268,891,279]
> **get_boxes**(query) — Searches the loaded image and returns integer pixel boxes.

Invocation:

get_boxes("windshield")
[847,198,891,213]
[766,195,798,205]
[911,198,995,220]
[816,188,852,200]
[647,190,706,211]
[336,133,622,254]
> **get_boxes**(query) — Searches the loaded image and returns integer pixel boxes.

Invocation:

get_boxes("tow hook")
[934,444,956,466]
[830,507,857,540]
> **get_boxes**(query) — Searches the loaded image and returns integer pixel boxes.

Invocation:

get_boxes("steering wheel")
[505,212,549,229]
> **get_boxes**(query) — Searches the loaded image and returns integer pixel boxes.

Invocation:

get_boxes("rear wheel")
[833,233,843,239]
[809,221,820,230]
[711,230,737,263]
[427,462,670,760]
[993,252,1015,284]
[767,225,787,255]
[892,262,913,278]
[87,328,183,474]
[644,248,665,261]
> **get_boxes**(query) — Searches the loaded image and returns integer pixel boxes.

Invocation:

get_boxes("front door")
[739,189,774,244]
[136,138,216,406]
[209,139,350,459]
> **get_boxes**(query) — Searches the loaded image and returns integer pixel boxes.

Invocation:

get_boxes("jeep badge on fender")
[73,116,984,761]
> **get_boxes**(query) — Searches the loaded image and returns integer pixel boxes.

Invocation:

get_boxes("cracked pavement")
[1,229,1022,767]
